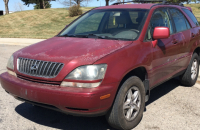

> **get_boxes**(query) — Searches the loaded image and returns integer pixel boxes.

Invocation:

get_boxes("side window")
[182,8,199,26]
[75,12,105,34]
[145,8,173,41]
[169,8,191,32]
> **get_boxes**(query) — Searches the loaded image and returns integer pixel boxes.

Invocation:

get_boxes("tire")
[106,76,145,130]
[180,53,199,86]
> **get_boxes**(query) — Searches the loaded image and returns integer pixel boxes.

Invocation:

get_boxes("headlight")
[7,55,14,70]
[61,64,107,88]
[65,64,107,80]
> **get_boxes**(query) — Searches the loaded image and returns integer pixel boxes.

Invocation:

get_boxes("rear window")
[182,8,199,26]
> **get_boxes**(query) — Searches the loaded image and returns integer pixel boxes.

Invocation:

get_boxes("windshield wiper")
[59,33,109,39]
[87,34,130,40]
[58,34,75,37]
[58,34,87,38]
[86,34,110,39]
[59,34,130,40]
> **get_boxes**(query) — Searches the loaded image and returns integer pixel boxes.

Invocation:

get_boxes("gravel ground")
[0,44,200,130]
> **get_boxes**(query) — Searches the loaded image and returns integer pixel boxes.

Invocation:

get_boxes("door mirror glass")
[153,27,170,40]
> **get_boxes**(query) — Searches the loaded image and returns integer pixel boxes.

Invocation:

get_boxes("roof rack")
[112,0,163,5]
[112,0,184,7]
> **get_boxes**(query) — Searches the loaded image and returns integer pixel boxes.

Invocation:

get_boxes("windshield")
[58,9,148,40]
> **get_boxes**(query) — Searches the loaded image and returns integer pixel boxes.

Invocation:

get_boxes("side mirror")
[152,27,170,47]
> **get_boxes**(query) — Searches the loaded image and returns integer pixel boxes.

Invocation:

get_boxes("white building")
[3,11,14,15]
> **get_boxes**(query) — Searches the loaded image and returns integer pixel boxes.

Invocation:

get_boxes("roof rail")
[112,0,164,5]
[112,0,184,7]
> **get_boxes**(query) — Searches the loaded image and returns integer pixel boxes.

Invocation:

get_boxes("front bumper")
[0,72,118,116]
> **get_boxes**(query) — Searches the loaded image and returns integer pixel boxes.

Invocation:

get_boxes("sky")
[0,0,114,12]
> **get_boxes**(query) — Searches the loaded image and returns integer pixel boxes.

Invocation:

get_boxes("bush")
[68,5,82,17]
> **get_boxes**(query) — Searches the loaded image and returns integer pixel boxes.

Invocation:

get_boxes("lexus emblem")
[30,63,38,71]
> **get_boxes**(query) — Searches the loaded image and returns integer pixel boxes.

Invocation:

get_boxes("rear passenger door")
[168,8,192,69]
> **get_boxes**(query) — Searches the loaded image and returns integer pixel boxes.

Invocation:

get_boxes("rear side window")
[182,8,199,26]
[169,8,191,32]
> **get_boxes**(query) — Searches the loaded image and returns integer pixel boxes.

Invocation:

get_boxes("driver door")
[147,8,181,87]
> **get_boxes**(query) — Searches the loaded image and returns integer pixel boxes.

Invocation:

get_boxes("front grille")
[17,57,64,78]
[17,74,61,86]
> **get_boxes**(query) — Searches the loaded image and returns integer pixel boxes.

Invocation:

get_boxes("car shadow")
[15,78,181,130]
[15,103,115,130]
[146,78,180,106]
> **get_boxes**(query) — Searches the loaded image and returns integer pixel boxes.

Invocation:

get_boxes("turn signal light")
[100,94,110,100]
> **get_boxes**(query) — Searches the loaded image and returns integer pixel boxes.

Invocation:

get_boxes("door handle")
[192,33,195,38]
[190,33,196,41]
[172,39,178,44]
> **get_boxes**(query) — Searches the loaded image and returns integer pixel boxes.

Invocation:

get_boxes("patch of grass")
[0,4,200,39]
[184,4,200,24]
[0,7,93,39]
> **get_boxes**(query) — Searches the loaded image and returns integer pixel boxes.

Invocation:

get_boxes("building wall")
[3,11,14,15]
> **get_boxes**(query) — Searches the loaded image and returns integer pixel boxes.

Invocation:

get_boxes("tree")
[105,0,191,6]
[58,0,90,6]
[14,2,25,11]
[22,0,55,9]
[191,0,197,3]
[3,0,9,14]
[167,0,191,3]
[104,0,125,6]
[34,1,51,9]
[105,0,115,6]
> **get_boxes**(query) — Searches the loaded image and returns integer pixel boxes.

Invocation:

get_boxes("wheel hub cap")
[191,59,198,80]
[123,86,141,121]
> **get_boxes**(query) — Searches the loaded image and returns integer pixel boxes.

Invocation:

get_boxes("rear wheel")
[180,53,199,86]
[106,76,145,130]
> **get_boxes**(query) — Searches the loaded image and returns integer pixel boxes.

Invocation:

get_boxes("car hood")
[15,37,132,64]
[14,37,132,78]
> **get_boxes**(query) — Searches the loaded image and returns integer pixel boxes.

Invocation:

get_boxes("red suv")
[1,1,200,130]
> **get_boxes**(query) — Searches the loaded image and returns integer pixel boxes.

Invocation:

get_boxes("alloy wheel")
[191,59,198,80]
[123,86,141,121]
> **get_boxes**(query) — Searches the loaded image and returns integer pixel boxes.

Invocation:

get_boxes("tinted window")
[146,8,173,41]
[182,8,199,26]
[169,8,191,32]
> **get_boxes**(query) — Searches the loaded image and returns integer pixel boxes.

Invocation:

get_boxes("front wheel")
[180,53,199,86]
[106,76,145,130]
